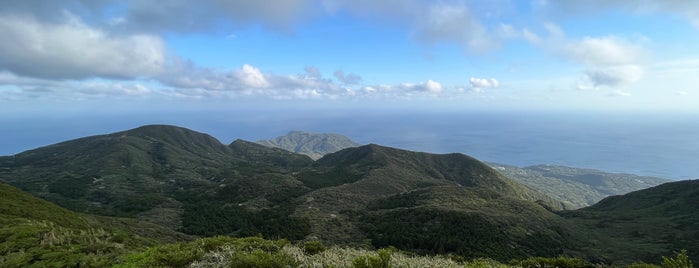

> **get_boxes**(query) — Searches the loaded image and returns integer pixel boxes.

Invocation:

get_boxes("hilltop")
[257,130,360,160]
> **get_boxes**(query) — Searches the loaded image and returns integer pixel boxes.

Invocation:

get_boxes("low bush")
[302,240,326,255]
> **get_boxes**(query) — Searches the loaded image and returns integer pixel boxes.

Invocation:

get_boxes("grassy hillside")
[491,163,670,209]
[0,182,191,267]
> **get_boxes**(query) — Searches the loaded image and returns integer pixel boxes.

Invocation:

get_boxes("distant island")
[257,130,361,160]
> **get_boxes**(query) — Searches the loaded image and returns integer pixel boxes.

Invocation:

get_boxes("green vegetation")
[0,182,190,267]
[180,202,310,239]
[561,180,699,263]
[662,250,694,268]
[116,236,296,268]
[511,256,594,268]
[302,240,326,255]
[1,125,698,266]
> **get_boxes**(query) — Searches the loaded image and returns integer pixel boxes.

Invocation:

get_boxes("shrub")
[464,258,509,268]
[511,256,594,268]
[352,248,393,268]
[229,249,298,268]
[302,240,326,255]
[627,262,662,268]
[662,250,693,268]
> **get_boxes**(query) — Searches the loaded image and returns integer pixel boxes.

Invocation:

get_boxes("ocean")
[2,109,698,180]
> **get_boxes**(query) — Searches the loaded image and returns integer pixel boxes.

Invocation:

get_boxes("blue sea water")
[2,109,698,180]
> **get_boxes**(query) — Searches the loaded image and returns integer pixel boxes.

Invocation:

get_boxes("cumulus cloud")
[399,80,443,94]
[0,13,167,79]
[469,77,499,92]
[469,77,499,88]
[333,70,362,85]
[357,80,444,98]
[236,64,270,89]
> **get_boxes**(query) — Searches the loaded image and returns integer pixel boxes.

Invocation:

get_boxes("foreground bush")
[511,256,594,268]
[301,240,326,255]
[113,236,694,268]
[662,250,693,268]
[115,236,292,268]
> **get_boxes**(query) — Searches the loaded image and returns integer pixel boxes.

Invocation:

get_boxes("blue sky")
[1,0,699,113]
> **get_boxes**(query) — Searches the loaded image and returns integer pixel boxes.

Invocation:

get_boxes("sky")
[1,0,699,114]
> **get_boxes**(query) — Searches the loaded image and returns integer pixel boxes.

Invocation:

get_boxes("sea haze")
[2,109,698,180]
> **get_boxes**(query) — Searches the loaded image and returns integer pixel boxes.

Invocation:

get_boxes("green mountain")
[0,181,190,267]
[292,144,573,259]
[490,163,671,209]
[1,124,696,264]
[0,125,571,261]
[0,125,313,228]
[257,130,361,160]
[562,179,699,263]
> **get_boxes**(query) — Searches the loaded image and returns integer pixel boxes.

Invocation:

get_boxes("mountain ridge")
[1,124,695,263]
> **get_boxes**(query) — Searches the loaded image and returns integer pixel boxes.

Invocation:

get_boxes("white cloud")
[525,23,645,67]
[397,80,444,94]
[523,23,646,90]
[424,80,443,94]
[0,13,167,80]
[581,65,644,88]
[469,77,499,92]
[469,77,499,88]
[236,64,270,88]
